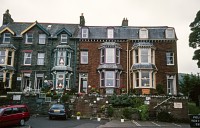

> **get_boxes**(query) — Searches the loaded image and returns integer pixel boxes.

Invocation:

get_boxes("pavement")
[97,119,134,128]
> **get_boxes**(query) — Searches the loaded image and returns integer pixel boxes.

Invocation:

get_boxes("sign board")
[13,95,21,100]
[190,115,200,127]
[174,102,183,108]
[17,77,22,81]
[142,89,150,95]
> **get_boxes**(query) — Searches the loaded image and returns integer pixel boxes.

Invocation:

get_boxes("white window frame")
[80,51,88,64]
[61,34,67,43]
[116,49,120,64]
[25,33,33,44]
[107,28,114,38]
[100,49,105,64]
[166,52,174,65]
[24,52,32,65]
[0,50,6,64]
[140,48,151,63]
[166,28,175,38]
[39,34,46,44]
[37,53,45,65]
[82,28,88,38]
[139,28,148,39]
[105,48,115,63]
[134,71,154,88]
[3,33,11,43]
[105,71,115,87]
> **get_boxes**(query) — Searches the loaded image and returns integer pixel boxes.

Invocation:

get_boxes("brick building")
[0,10,178,95]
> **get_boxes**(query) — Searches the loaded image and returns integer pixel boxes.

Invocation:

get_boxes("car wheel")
[20,119,25,126]
[49,116,52,120]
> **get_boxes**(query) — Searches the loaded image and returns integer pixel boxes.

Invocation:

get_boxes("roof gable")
[54,28,72,37]
[20,21,50,36]
[0,27,15,35]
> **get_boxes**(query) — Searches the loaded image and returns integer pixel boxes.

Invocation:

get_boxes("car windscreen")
[51,105,64,109]
[0,108,4,115]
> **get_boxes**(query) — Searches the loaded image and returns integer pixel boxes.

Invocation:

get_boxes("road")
[10,116,191,128]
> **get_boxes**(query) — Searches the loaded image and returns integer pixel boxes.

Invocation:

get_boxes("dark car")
[0,104,30,128]
[48,104,71,120]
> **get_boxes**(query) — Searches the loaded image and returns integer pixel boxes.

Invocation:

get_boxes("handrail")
[153,97,172,109]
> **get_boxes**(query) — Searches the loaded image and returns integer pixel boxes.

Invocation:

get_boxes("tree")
[189,10,200,67]
[180,74,200,106]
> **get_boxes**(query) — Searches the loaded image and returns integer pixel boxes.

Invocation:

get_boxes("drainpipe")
[126,40,129,93]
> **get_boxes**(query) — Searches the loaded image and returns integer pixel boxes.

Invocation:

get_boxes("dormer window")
[25,33,33,44]
[139,28,148,39]
[61,34,67,43]
[107,28,114,38]
[166,28,175,38]
[82,28,88,38]
[3,33,11,43]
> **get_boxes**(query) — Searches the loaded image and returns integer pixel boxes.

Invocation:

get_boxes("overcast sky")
[0,0,200,74]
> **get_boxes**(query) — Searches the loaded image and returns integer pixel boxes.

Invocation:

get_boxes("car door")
[1,108,13,127]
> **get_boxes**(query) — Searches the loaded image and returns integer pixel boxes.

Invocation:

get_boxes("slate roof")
[0,22,79,38]
[77,26,177,40]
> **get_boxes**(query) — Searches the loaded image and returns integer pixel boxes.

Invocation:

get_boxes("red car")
[0,104,30,127]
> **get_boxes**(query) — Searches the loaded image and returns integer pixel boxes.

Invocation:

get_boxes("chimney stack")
[122,18,128,26]
[80,13,85,26]
[3,9,14,25]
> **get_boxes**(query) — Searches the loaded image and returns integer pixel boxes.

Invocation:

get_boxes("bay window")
[0,51,6,64]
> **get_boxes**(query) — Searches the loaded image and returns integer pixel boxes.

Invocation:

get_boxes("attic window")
[107,28,114,38]
[61,34,67,43]
[3,33,11,43]
[82,28,88,38]
[139,28,148,39]
[166,28,175,38]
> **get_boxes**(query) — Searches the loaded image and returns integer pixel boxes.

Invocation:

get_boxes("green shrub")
[123,107,133,119]
[188,102,200,114]
[157,111,174,122]
[107,106,114,117]
[138,105,149,121]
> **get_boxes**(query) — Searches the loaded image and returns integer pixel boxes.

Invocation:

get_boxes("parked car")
[48,104,71,120]
[0,104,30,128]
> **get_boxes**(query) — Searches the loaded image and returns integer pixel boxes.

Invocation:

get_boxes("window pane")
[166,52,174,65]
[107,29,113,38]
[37,53,45,65]
[0,51,6,64]
[141,71,150,87]
[26,33,33,43]
[39,34,46,44]
[24,53,32,65]
[58,51,66,66]
[3,33,11,43]
[81,51,88,64]
[61,34,67,43]
[141,48,149,63]
[105,71,115,87]
[82,29,88,38]
[106,48,114,63]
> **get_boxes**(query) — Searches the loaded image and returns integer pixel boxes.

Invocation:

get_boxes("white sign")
[146,97,151,101]
[13,95,21,100]
[174,102,183,108]
[17,77,22,81]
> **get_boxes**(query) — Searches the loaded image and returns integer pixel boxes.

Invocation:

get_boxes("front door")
[79,73,88,93]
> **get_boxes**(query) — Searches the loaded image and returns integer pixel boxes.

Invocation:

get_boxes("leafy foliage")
[179,73,200,106]
[138,105,149,121]
[189,10,200,67]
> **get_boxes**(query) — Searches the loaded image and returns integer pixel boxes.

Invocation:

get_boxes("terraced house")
[0,10,178,95]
